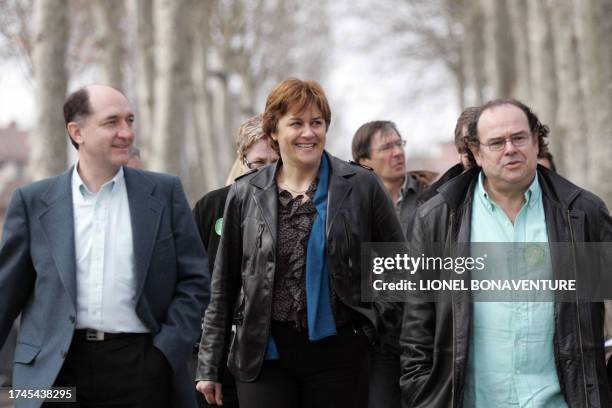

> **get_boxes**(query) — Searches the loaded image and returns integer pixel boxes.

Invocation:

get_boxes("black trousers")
[368,346,401,408]
[235,322,370,408]
[47,332,171,408]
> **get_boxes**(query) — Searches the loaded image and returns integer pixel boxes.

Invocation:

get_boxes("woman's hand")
[196,380,223,405]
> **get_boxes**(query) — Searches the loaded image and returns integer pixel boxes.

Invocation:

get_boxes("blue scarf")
[304,153,337,340]
[265,153,336,359]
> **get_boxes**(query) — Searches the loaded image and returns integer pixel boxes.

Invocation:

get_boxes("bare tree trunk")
[446,56,466,110]
[93,0,124,89]
[134,0,155,165]
[209,54,234,181]
[29,0,69,181]
[239,72,257,118]
[150,0,192,176]
[508,0,531,101]
[463,0,485,104]
[576,0,612,204]
[550,0,585,182]
[599,0,612,207]
[481,0,515,98]
[189,1,219,195]
[528,0,560,170]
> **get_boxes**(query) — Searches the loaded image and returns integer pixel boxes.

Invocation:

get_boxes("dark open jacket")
[197,152,405,382]
[400,165,612,408]
[193,185,231,272]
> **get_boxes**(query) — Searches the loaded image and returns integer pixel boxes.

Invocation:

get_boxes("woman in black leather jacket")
[196,78,404,408]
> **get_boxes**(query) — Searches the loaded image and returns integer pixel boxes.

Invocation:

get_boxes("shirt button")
[61,351,67,359]
[515,369,520,374]
[69,315,76,323]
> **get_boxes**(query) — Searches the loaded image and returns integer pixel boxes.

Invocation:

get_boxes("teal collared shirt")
[464,171,566,408]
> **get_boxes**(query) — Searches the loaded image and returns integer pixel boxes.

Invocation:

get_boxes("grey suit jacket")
[0,166,210,408]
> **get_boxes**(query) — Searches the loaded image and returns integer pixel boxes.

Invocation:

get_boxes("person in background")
[196,78,404,408]
[352,120,424,240]
[456,107,480,171]
[126,145,142,168]
[417,106,480,207]
[407,170,438,186]
[351,120,422,408]
[537,150,557,172]
[191,114,279,408]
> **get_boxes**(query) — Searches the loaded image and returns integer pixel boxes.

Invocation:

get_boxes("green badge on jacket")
[214,218,223,236]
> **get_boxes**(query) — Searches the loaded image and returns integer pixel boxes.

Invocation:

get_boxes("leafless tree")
[133,0,155,163]
[462,0,485,105]
[575,0,612,204]
[190,0,219,191]
[527,0,560,171]
[93,0,125,89]
[29,0,69,180]
[507,0,531,101]
[149,0,193,177]
[481,0,515,98]
[0,0,34,75]
[349,0,469,109]
[550,0,586,183]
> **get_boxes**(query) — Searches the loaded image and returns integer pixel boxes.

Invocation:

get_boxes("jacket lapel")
[249,154,356,244]
[326,155,354,236]
[251,164,278,246]
[124,167,164,295]
[39,168,77,308]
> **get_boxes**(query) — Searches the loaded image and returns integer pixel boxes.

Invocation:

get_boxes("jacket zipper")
[567,209,590,407]
[258,222,276,377]
[448,210,457,408]
[256,223,264,248]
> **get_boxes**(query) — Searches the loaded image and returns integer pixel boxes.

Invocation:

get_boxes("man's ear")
[67,122,83,146]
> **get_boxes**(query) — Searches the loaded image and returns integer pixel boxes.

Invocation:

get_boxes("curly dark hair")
[463,99,549,168]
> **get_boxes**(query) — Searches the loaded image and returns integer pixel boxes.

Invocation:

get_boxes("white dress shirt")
[72,165,148,333]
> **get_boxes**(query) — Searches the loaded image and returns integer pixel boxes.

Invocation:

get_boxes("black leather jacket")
[197,153,405,382]
[400,166,612,408]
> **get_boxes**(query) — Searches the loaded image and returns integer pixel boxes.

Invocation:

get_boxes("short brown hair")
[63,87,92,149]
[351,121,402,162]
[235,114,267,158]
[262,78,331,151]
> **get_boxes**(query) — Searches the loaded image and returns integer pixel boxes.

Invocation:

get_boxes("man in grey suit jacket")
[0,85,210,407]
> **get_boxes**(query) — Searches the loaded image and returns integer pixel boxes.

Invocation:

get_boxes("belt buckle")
[85,329,105,341]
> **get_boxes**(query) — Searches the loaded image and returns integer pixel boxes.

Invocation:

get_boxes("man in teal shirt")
[465,171,565,407]
[400,99,612,407]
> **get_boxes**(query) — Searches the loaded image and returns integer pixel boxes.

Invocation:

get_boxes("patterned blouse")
[272,181,349,329]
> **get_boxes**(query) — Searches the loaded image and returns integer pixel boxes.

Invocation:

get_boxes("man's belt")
[74,329,148,342]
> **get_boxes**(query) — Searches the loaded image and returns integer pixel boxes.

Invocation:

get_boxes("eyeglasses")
[477,134,531,152]
[243,157,275,170]
[376,139,406,153]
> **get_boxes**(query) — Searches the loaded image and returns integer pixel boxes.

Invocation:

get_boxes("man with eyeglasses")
[400,99,612,407]
[352,121,425,241]
[350,121,424,408]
